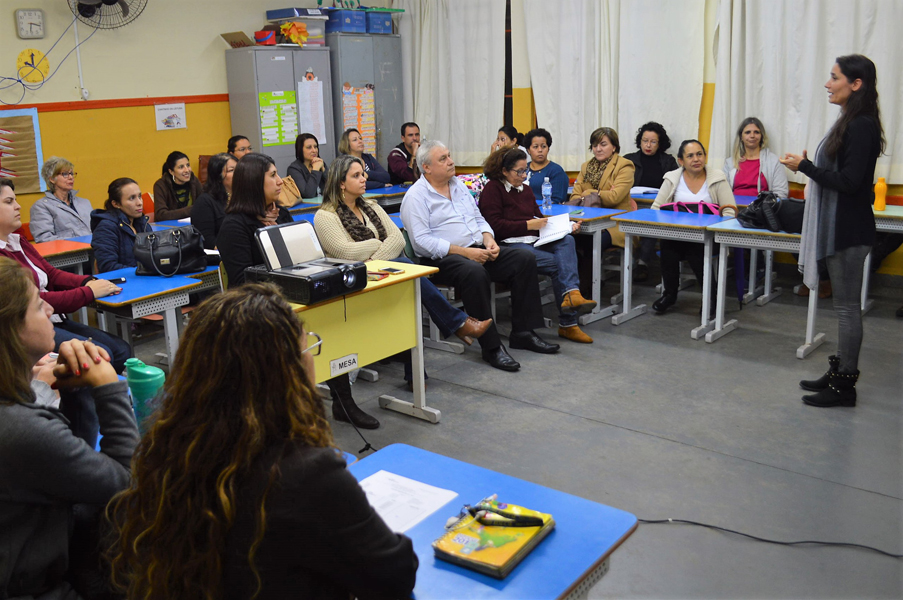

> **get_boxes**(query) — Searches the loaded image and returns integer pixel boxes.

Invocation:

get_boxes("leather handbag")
[134,225,207,277]
[276,175,302,207]
[737,191,803,233]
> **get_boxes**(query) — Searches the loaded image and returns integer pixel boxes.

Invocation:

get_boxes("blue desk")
[287,196,323,215]
[151,219,190,229]
[93,265,221,360]
[292,212,316,224]
[349,444,637,599]
[704,219,826,358]
[631,192,756,208]
[67,234,94,245]
[611,209,729,339]
[363,184,410,199]
[388,212,404,230]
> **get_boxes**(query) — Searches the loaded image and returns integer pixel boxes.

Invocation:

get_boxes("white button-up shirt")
[400,175,494,260]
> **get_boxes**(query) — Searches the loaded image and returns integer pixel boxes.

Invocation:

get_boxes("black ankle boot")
[799,355,840,392]
[802,369,858,408]
[652,293,677,314]
[328,376,380,429]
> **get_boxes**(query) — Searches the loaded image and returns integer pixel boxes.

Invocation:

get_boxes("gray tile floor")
[134,271,903,598]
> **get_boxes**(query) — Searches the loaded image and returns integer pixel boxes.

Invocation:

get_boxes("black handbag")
[134,225,207,277]
[737,192,805,234]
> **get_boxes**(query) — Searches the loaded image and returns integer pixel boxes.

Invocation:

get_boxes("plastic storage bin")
[326,9,366,33]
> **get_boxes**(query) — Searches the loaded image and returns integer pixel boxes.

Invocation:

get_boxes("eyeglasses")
[59,171,77,178]
[512,168,529,176]
[303,332,322,356]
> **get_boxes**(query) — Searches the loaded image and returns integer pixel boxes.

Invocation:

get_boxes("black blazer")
[217,208,292,287]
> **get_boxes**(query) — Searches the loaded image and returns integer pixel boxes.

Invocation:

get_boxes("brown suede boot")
[561,290,597,316]
[558,325,593,343]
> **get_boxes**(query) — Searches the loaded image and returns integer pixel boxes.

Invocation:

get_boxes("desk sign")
[330,353,359,378]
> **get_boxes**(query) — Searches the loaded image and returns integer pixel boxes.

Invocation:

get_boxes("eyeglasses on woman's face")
[303,332,322,356]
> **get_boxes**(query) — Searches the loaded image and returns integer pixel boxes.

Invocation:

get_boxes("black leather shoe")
[482,345,520,371]
[652,293,677,314]
[508,331,560,354]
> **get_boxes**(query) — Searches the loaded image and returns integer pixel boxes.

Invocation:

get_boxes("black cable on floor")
[638,518,903,559]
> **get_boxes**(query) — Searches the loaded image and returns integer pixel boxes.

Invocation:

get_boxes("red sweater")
[0,240,94,313]
[478,179,542,241]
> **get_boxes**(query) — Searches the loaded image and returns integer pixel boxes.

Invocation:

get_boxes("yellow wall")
[14,102,232,216]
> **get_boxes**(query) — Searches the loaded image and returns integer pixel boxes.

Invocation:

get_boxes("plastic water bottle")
[541,177,552,214]
[874,177,887,211]
[125,358,165,434]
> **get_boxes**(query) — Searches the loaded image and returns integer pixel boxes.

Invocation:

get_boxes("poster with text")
[341,85,376,155]
[259,91,298,147]
[155,103,187,130]
[297,79,327,145]
[0,107,45,193]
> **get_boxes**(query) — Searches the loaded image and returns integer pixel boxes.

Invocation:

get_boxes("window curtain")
[392,0,506,166]
[711,0,902,183]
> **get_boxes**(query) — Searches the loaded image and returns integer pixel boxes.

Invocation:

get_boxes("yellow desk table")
[291,260,441,423]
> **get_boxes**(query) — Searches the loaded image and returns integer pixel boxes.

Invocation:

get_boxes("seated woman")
[623,122,679,279]
[192,153,236,249]
[0,178,131,372]
[338,128,391,190]
[228,135,252,160]
[29,156,93,242]
[0,257,139,600]
[490,125,529,161]
[218,153,383,429]
[479,148,596,343]
[108,283,418,599]
[90,177,152,272]
[313,154,492,374]
[651,140,736,315]
[568,127,636,252]
[723,117,789,198]
[152,151,203,221]
[287,133,328,198]
[524,128,569,204]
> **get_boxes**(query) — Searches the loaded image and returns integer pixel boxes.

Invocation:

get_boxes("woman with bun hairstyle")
[90,178,152,272]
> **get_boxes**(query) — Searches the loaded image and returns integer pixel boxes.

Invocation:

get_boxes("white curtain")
[392,0,506,165]
[711,0,903,183]
[523,0,620,171]
[617,0,705,159]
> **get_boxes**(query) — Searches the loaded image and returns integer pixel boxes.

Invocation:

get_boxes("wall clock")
[16,9,45,39]
[17,48,49,84]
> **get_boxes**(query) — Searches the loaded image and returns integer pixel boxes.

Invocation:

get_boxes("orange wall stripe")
[4,93,230,113]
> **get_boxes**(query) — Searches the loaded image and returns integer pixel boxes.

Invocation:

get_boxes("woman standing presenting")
[781,54,884,408]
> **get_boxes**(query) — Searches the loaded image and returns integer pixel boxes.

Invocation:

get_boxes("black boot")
[799,355,840,392]
[802,369,858,408]
[652,293,677,314]
[328,376,380,429]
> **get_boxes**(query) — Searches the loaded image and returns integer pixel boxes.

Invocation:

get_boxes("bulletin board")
[0,107,45,193]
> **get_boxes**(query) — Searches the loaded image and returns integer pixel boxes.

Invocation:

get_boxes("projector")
[244,257,367,305]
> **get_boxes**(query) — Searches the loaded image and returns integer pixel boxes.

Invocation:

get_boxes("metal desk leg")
[756,250,782,305]
[162,307,181,362]
[612,232,646,325]
[380,280,441,423]
[860,251,874,315]
[796,276,826,359]
[691,236,716,339]
[743,249,761,304]
[580,229,619,324]
[706,243,738,342]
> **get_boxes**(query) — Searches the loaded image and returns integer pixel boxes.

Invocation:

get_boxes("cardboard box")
[325,9,366,33]
[366,11,392,34]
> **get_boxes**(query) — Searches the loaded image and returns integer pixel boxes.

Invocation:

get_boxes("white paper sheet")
[534,213,571,247]
[359,470,458,533]
[297,80,327,145]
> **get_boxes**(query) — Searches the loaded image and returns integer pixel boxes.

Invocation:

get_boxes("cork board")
[0,108,45,194]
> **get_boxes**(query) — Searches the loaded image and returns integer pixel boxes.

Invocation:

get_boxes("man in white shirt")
[400,140,559,372]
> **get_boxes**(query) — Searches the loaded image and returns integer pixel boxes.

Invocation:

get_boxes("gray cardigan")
[723,148,789,198]
[29,191,93,242]
[0,381,139,599]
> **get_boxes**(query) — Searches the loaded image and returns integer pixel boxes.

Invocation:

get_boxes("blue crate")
[325,9,366,33]
[366,11,393,34]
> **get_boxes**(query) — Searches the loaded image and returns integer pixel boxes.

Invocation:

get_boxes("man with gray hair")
[401,140,558,372]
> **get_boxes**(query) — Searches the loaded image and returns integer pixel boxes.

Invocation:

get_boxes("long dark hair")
[226,153,273,218]
[161,151,189,179]
[0,258,36,405]
[203,153,235,205]
[498,125,522,146]
[108,283,334,599]
[825,54,886,159]
[103,178,139,212]
[483,147,527,180]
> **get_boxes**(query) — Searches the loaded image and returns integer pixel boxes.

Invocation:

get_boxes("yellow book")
[432,498,555,579]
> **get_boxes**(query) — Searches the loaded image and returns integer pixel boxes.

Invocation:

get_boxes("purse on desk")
[276,175,302,207]
[134,225,207,277]
[737,191,804,233]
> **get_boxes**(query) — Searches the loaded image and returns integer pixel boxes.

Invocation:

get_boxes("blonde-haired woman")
[337,128,391,190]
[29,156,93,242]
[723,117,789,197]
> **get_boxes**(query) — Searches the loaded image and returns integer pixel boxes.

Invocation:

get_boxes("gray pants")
[826,244,870,373]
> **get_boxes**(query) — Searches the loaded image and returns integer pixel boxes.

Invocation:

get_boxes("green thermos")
[125,358,165,433]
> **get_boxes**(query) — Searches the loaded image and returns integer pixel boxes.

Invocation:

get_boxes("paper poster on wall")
[297,79,327,145]
[155,103,187,130]
[0,107,45,194]
[259,91,298,147]
[341,84,376,155]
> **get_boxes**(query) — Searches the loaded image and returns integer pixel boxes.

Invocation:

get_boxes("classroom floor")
[134,268,903,599]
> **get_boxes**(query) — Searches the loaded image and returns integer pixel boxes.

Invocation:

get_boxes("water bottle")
[874,177,887,211]
[541,177,552,214]
[125,358,165,434]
